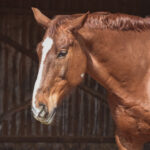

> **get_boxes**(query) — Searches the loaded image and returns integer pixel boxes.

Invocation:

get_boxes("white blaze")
[32,37,53,115]
[81,73,85,78]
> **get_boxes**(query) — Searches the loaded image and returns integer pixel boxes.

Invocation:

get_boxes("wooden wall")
[0,0,150,16]
[1,0,150,149]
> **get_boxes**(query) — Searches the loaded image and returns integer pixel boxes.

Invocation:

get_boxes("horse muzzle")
[32,104,57,125]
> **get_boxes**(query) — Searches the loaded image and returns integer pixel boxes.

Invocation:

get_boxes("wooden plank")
[87,79,96,136]
[9,14,20,137]
[9,17,17,136]
[99,100,105,136]
[0,136,115,143]
[19,16,28,136]
[105,107,111,136]
[72,88,80,136]
[26,19,33,136]
[2,43,9,136]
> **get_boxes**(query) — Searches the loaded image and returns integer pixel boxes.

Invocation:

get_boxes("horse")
[31,7,150,150]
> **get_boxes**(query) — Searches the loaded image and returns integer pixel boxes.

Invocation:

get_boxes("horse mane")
[85,12,150,31]
[51,12,150,33]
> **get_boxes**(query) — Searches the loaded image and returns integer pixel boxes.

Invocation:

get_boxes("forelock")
[47,15,76,36]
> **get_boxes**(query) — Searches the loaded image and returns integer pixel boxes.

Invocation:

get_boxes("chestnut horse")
[32,8,150,150]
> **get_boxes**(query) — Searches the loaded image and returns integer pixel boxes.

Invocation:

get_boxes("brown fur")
[50,12,150,33]
[32,8,150,150]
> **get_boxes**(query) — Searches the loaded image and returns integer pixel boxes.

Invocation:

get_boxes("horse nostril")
[38,103,48,118]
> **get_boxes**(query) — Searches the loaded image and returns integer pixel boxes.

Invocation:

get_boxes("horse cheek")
[67,49,87,86]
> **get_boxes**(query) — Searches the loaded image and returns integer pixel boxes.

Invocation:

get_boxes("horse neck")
[80,28,150,105]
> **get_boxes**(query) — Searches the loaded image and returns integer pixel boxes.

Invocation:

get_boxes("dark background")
[1,0,150,16]
[0,0,150,150]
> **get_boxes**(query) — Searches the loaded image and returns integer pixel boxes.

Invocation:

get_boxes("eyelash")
[57,50,68,58]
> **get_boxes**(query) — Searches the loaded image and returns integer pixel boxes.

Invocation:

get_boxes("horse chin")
[40,113,56,125]
[33,108,56,125]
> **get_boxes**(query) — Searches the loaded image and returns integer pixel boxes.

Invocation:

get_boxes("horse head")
[32,8,88,124]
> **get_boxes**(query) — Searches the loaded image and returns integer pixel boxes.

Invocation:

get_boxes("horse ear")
[32,7,51,28]
[67,12,89,31]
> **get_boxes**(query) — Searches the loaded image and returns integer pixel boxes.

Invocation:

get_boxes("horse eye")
[57,51,68,58]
